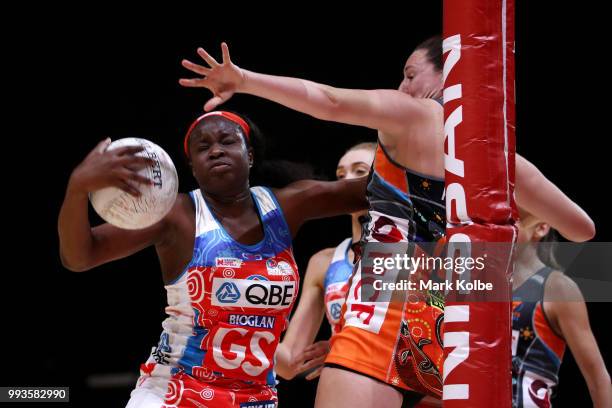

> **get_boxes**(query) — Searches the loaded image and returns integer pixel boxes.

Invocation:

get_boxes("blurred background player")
[274,142,376,381]
[512,210,611,407]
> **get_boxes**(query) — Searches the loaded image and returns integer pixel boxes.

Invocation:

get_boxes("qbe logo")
[212,278,295,309]
[216,282,241,303]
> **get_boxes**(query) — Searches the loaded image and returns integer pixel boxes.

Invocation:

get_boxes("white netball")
[89,138,179,230]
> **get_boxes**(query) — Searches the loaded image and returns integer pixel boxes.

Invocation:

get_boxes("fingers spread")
[221,42,231,64]
[204,95,223,112]
[179,78,209,88]
[197,47,219,67]
[181,59,211,76]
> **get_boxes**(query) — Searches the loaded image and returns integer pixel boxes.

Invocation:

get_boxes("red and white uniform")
[127,187,298,408]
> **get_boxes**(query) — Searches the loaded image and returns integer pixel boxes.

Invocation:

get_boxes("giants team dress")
[512,267,566,408]
[325,142,446,398]
[127,187,299,408]
[323,238,353,334]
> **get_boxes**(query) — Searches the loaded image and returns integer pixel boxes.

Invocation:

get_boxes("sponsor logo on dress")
[216,282,241,303]
[212,278,295,309]
[228,314,276,329]
[216,257,243,268]
[266,259,294,276]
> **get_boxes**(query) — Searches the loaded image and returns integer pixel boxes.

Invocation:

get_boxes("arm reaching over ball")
[179,43,439,153]
[58,138,167,272]
[179,44,593,243]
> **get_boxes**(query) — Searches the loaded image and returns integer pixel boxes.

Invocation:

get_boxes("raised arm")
[515,154,595,242]
[58,139,168,271]
[275,249,329,380]
[179,43,436,146]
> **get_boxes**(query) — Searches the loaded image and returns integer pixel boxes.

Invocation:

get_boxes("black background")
[3,2,609,407]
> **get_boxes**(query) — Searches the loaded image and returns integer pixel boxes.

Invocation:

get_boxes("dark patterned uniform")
[512,267,566,408]
[326,139,446,399]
